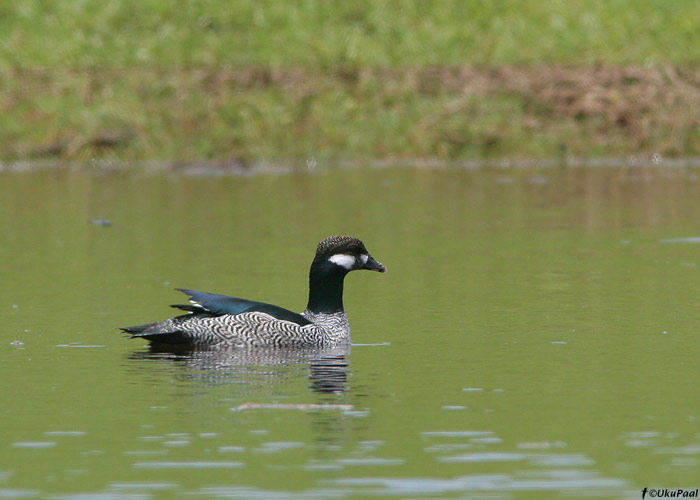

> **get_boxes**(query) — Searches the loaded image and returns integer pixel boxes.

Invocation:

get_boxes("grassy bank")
[2,1,700,164]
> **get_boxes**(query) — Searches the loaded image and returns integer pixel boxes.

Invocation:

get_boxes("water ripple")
[132,461,243,469]
[0,489,41,499]
[335,458,404,466]
[12,442,56,449]
[422,431,493,438]
[329,472,628,495]
[439,452,527,463]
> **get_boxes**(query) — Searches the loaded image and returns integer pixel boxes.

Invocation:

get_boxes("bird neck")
[306,259,348,314]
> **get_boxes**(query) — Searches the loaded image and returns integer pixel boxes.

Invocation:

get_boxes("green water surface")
[0,166,698,499]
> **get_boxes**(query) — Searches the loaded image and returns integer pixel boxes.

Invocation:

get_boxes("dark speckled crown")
[316,235,367,257]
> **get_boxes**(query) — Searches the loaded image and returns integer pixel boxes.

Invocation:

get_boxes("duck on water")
[120,236,386,348]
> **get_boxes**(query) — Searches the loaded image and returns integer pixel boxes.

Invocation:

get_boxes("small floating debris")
[89,219,113,227]
[462,387,484,392]
[10,340,24,346]
[231,402,353,412]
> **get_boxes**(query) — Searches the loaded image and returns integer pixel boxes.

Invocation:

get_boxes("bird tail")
[119,322,159,336]
[119,317,196,345]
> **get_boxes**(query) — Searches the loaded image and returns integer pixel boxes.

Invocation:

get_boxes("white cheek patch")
[360,254,369,265]
[329,254,356,269]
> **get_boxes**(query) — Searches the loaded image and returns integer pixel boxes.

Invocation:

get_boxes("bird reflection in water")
[128,344,351,395]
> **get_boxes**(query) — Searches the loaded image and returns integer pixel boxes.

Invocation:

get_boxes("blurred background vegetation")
[2,0,700,166]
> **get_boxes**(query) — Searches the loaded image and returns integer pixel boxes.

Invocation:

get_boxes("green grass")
[5,1,700,68]
[2,1,700,164]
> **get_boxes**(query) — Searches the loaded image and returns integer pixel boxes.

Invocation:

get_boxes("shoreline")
[4,64,700,164]
[4,154,700,177]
